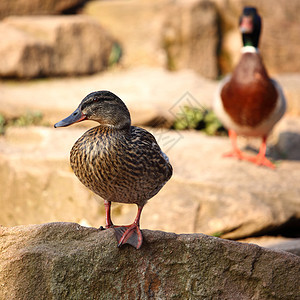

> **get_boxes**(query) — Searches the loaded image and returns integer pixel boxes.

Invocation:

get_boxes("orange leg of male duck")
[114,206,143,250]
[223,129,251,160]
[246,136,276,169]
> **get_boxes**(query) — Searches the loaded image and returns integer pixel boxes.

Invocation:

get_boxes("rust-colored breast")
[221,53,278,127]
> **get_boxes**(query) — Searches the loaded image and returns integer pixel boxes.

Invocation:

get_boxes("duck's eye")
[73,111,78,116]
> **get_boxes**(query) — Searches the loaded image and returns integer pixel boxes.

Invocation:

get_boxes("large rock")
[1,67,298,129]
[84,0,219,79]
[0,23,51,78]
[214,0,300,74]
[0,67,216,125]
[275,74,300,116]
[0,0,87,20]
[0,127,102,227]
[0,15,114,78]
[1,222,299,299]
[273,116,300,161]
[162,0,219,78]
[239,236,300,257]
[1,123,299,240]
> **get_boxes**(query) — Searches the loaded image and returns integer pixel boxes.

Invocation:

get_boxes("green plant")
[0,111,46,135]
[108,42,122,67]
[0,114,5,135]
[211,232,223,238]
[172,106,226,136]
[12,111,43,127]
[203,110,226,136]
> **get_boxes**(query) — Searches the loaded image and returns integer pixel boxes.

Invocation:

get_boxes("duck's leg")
[223,129,250,160]
[114,205,143,250]
[247,136,276,169]
[104,200,114,228]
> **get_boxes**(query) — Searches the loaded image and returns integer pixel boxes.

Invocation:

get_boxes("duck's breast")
[213,53,286,136]
[70,126,172,205]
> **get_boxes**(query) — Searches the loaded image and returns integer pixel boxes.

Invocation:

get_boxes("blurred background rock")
[1,0,299,78]
[0,0,299,252]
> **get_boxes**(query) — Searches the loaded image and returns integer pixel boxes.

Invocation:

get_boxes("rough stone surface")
[0,222,299,299]
[214,0,300,74]
[84,0,219,78]
[0,15,114,78]
[0,123,299,240]
[0,0,87,20]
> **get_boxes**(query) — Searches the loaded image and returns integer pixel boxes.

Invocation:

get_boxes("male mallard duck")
[54,91,172,249]
[213,7,286,169]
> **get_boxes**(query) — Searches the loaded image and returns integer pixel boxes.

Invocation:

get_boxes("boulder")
[0,67,216,125]
[162,0,219,79]
[214,0,300,74]
[275,74,300,116]
[273,116,300,160]
[1,67,298,129]
[83,0,219,79]
[1,123,299,240]
[0,126,102,227]
[239,236,300,257]
[268,239,300,257]
[0,0,87,20]
[0,15,114,78]
[0,23,51,78]
[142,127,300,239]
[0,222,299,299]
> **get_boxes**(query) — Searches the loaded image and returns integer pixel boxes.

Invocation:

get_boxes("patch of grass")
[0,111,47,135]
[12,111,44,127]
[108,42,122,67]
[211,232,223,238]
[172,106,227,136]
[0,114,5,135]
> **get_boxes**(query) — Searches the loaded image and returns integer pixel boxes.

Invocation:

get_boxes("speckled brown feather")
[70,125,172,207]
[221,52,278,127]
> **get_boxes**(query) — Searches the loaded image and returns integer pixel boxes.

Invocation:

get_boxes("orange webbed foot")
[114,224,143,249]
[222,149,251,161]
[246,155,276,169]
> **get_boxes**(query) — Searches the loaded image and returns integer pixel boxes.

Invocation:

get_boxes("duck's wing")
[130,126,173,182]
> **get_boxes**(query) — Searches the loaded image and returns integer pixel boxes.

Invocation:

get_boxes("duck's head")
[54,91,131,130]
[239,7,261,48]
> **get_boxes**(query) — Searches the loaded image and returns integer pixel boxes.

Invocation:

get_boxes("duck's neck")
[99,122,131,133]
[242,27,260,48]
[241,46,259,54]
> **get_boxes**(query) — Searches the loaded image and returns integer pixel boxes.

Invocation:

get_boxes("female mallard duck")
[54,91,172,249]
[213,6,286,169]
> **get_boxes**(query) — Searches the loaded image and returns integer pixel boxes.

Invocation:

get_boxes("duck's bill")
[54,108,86,128]
[239,17,253,34]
